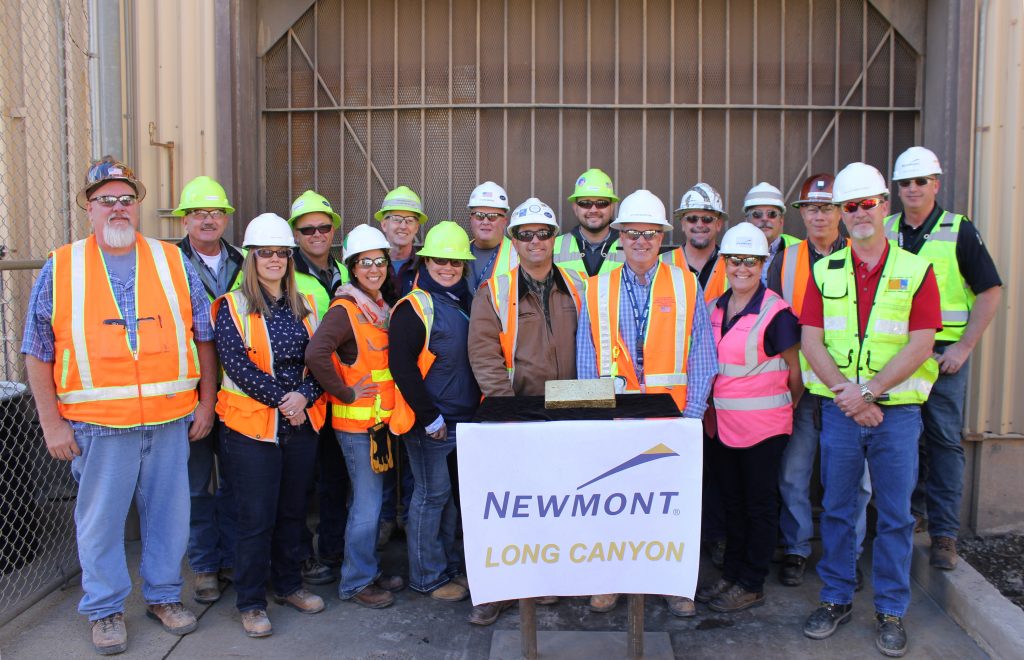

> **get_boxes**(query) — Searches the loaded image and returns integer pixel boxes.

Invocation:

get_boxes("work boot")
[588,593,621,613]
[779,554,807,586]
[930,536,958,570]
[430,582,469,602]
[273,588,325,614]
[695,577,734,603]
[665,596,696,617]
[468,600,514,626]
[708,584,764,613]
[240,609,272,638]
[146,602,198,635]
[91,612,127,655]
[875,613,908,657]
[803,602,853,640]
[535,596,559,606]
[451,574,470,589]
[301,557,336,585]
[350,584,395,609]
[377,520,398,549]
[193,572,221,604]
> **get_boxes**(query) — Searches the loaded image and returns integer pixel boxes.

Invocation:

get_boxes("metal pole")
[627,594,644,658]
[519,598,538,659]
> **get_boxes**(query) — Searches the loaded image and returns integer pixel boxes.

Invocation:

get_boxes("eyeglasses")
[254,248,292,259]
[621,229,660,240]
[511,228,556,242]
[89,194,138,208]
[842,197,884,213]
[296,224,333,236]
[800,203,837,213]
[896,177,935,188]
[384,214,419,226]
[429,257,464,267]
[471,211,506,222]
[576,199,611,210]
[725,256,762,267]
[683,214,717,225]
[747,209,781,220]
[187,209,227,220]
[354,256,388,268]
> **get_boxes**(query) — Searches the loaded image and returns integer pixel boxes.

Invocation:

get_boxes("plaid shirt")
[576,262,716,418]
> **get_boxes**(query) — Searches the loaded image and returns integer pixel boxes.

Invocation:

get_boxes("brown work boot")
[468,600,514,626]
[240,609,272,638]
[708,584,765,613]
[430,582,469,602]
[695,577,734,603]
[273,588,325,614]
[535,595,560,606]
[665,595,696,617]
[930,536,959,570]
[351,584,395,609]
[146,602,198,635]
[589,593,621,613]
[193,571,221,604]
[91,612,127,655]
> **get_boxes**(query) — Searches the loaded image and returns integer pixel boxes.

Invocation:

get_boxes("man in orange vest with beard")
[22,158,217,655]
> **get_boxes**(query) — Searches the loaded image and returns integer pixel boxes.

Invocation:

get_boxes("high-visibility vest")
[780,233,801,248]
[778,239,851,317]
[323,298,395,433]
[660,247,728,302]
[213,291,326,442]
[884,211,976,342]
[294,257,350,321]
[806,243,939,404]
[585,262,697,411]
[388,289,436,435]
[50,234,201,427]
[478,238,520,280]
[710,292,793,447]
[553,233,625,277]
[484,266,585,385]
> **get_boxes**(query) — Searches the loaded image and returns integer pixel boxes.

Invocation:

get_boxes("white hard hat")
[243,213,296,248]
[468,181,510,210]
[893,146,943,181]
[611,190,671,230]
[720,222,770,257]
[743,182,786,211]
[343,223,391,260]
[833,162,889,203]
[507,198,558,237]
[674,182,727,220]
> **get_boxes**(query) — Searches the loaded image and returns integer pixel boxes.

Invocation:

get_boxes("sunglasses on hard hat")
[896,177,935,188]
[255,248,293,259]
[296,224,333,236]
[511,228,555,242]
[354,256,388,268]
[89,194,138,208]
[747,209,781,220]
[576,199,611,210]
[684,214,716,225]
[725,256,762,267]
[842,198,884,213]
[471,211,506,222]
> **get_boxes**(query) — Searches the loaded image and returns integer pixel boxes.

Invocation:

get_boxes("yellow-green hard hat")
[289,190,341,228]
[374,185,428,224]
[567,167,619,202]
[173,176,234,216]
[416,221,475,260]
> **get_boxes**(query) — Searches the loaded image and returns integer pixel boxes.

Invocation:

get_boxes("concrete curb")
[911,535,1024,659]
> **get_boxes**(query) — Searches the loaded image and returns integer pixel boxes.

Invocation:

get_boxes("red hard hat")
[791,173,835,208]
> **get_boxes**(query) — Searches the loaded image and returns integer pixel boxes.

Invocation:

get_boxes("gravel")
[958,534,1024,612]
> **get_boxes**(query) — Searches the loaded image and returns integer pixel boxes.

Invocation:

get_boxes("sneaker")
[695,577,734,603]
[273,588,325,614]
[376,520,398,549]
[709,540,726,569]
[468,600,514,626]
[193,571,221,604]
[240,609,272,638]
[665,595,696,617]
[779,554,807,586]
[930,536,958,570]
[301,557,337,585]
[430,582,469,602]
[375,574,406,592]
[708,584,764,613]
[535,595,559,606]
[803,602,853,640]
[350,584,395,609]
[146,602,198,635]
[588,593,621,613]
[91,613,127,655]
[875,613,908,657]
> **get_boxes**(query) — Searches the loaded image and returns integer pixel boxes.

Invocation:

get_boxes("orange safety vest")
[585,262,697,411]
[388,289,436,435]
[50,234,200,427]
[661,246,727,302]
[213,291,326,442]
[779,239,850,317]
[326,298,396,433]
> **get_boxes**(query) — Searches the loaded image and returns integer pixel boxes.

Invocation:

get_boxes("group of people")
[21,147,1000,658]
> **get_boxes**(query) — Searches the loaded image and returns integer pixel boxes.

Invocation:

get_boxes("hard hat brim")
[374,208,428,224]
[289,209,341,229]
[567,193,620,203]
[672,208,728,222]
[172,203,236,217]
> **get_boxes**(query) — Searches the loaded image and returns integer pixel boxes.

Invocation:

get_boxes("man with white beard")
[22,157,217,655]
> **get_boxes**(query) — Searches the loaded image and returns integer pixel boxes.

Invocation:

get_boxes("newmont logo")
[577,442,679,489]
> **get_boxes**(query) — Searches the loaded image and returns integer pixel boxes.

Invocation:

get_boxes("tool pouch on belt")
[369,421,393,473]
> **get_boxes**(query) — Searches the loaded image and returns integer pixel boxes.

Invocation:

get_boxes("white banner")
[457,417,703,604]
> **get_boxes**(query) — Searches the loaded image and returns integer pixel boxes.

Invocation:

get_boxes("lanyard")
[623,274,651,367]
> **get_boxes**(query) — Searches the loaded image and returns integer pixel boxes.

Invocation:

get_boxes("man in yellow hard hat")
[553,168,624,277]
[288,190,349,318]
[376,185,428,297]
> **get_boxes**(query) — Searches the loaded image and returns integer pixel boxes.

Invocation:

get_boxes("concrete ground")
[0,539,987,659]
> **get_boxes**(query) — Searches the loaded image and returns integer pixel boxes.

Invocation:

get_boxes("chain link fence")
[0,0,92,626]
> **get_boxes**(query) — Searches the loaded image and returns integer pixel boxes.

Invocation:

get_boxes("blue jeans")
[186,420,236,573]
[70,422,190,620]
[818,401,921,617]
[221,426,318,612]
[778,394,871,558]
[337,430,385,599]
[380,437,414,525]
[404,427,462,592]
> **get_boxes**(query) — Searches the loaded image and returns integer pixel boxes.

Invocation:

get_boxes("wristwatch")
[860,384,876,404]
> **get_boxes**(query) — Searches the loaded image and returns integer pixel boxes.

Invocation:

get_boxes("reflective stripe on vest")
[327,298,396,431]
[553,234,625,277]
[387,289,436,435]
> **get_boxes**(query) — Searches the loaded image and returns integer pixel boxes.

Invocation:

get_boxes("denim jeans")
[221,425,318,612]
[380,436,414,526]
[404,426,462,592]
[186,420,236,573]
[818,400,921,617]
[778,394,872,558]
[337,430,385,599]
[70,422,190,620]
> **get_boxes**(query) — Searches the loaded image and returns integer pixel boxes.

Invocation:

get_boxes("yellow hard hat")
[288,190,341,228]
[173,176,234,216]
[416,221,475,261]
[567,168,619,202]
[374,185,428,224]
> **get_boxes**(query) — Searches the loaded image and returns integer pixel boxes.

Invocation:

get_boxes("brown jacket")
[469,267,580,397]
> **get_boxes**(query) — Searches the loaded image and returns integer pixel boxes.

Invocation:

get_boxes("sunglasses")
[429,257,464,267]
[684,214,716,225]
[187,209,227,220]
[842,197,884,213]
[255,248,293,259]
[384,214,419,225]
[576,199,611,210]
[725,256,762,267]
[354,256,388,268]
[296,224,333,236]
[511,228,555,242]
[896,177,935,188]
[471,211,506,222]
[621,229,660,240]
[90,194,138,208]
[747,209,781,220]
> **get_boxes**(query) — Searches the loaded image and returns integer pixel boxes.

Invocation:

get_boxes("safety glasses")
[896,177,935,188]
[684,214,716,225]
[354,256,388,268]
[842,198,884,213]
[429,257,465,267]
[187,209,227,220]
[254,248,293,259]
[296,224,333,236]
[621,229,660,240]
[725,256,762,267]
[576,199,611,210]
[747,209,781,220]
[90,194,138,208]
[799,203,837,213]
[471,211,507,222]
[383,214,419,225]
[511,228,555,242]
